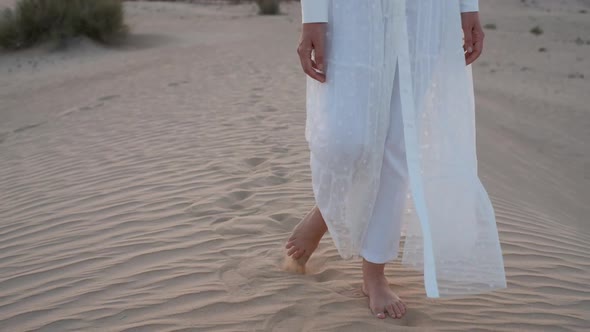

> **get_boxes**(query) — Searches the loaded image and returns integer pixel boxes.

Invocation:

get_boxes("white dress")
[301,0,507,298]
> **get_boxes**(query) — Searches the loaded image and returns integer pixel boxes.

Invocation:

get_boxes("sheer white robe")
[301,0,507,298]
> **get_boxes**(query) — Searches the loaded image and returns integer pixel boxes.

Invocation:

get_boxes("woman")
[285,0,507,319]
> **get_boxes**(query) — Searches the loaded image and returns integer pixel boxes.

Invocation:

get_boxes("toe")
[391,303,402,319]
[397,301,406,314]
[386,304,397,318]
[293,249,306,259]
[285,242,294,249]
[370,304,386,319]
[394,302,405,318]
[287,247,298,256]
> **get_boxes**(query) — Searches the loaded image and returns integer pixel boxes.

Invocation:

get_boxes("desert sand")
[0,1,589,331]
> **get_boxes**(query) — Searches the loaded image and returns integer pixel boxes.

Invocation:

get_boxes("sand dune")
[0,1,588,331]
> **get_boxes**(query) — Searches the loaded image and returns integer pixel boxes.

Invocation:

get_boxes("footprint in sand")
[249,93,263,104]
[78,103,104,113]
[270,165,288,177]
[270,146,289,154]
[220,268,255,297]
[244,156,267,167]
[262,106,278,113]
[13,122,43,133]
[268,212,298,224]
[97,94,120,101]
[61,95,120,117]
[567,73,585,79]
[213,189,254,210]
[332,285,366,299]
[0,131,9,143]
[168,80,189,87]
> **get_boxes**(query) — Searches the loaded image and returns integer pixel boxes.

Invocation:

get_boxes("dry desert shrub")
[0,0,127,50]
[256,0,280,15]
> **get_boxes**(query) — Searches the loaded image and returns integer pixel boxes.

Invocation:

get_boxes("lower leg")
[283,205,328,273]
[361,259,407,319]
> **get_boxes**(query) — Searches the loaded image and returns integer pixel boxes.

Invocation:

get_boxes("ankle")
[308,209,328,232]
[305,219,327,239]
[362,259,386,282]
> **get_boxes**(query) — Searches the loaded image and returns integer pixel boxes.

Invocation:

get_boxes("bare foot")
[283,206,327,274]
[361,259,407,319]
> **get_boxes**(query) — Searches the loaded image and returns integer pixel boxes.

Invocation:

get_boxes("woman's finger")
[298,45,324,82]
[313,36,326,75]
[287,246,298,256]
[463,27,474,54]
[466,40,483,65]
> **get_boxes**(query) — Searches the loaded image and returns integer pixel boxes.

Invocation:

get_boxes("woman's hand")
[461,12,485,65]
[297,23,327,83]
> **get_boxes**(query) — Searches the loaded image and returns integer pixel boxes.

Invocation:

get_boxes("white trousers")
[359,64,408,264]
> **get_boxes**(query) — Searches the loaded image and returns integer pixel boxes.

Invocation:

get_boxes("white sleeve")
[460,0,479,12]
[301,0,329,23]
